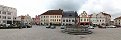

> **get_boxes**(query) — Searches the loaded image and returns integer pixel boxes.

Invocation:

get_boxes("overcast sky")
[0,0,121,19]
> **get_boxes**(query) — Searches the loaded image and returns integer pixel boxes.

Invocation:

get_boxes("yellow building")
[40,9,63,25]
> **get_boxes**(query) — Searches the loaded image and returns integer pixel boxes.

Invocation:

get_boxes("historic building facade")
[34,15,40,25]
[90,13,98,26]
[96,12,111,26]
[40,9,63,25]
[79,11,91,25]
[114,16,121,26]
[61,11,78,25]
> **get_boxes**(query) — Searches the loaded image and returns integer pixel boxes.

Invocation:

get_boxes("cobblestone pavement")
[0,25,120,40]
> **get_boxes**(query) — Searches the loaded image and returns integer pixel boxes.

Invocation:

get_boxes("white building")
[114,16,121,26]
[96,12,111,26]
[90,13,98,25]
[0,5,17,24]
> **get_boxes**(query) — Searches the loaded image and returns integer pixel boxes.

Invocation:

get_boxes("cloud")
[78,0,121,20]
[48,0,87,11]
[1,0,121,19]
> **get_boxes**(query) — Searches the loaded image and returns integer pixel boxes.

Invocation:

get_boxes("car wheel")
[88,31,92,34]
[19,26,22,29]
[27,26,32,28]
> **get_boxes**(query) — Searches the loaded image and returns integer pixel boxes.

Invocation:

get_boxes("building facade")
[34,15,40,25]
[0,5,17,24]
[96,12,111,26]
[62,11,78,25]
[90,13,97,25]
[40,9,63,25]
[79,11,91,25]
[18,14,32,24]
[114,16,121,26]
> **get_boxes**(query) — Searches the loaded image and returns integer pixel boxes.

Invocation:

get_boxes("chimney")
[59,9,63,11]
[59,9,61,10]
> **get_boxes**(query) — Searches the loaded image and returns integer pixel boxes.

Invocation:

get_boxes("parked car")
[0,23,7,28]
[106,25,116,28]
[26,23,32,28]
[46,25,51,28]
[8,24,18,28]
[20,22,27,28]
[60,26,65,29]
[88,26,94,29]
[50,25,56,29]
[98,25,106,28]
[115,25,121,28]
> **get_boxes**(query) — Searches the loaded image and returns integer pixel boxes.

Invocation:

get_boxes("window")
[69,20,71,22]
[46,16,47,18]
[8,12,11,15]
[53,19,54,21]
[97,20,98,22]
[55,19,56,21]
[3,20,6,23]
[87,19,88,21]
[0,11,1,14]
[59,16,61,18]
[47,16,49,18]
[57,19,58,21]
[100,17,101,18]
[81,19,82,21]
[119,23,120,24]
[53,16,54,18]
[44,19,45,21]
[84,19,86,21]
[0,16,1,19]
[41,20,43,21]
[63,20,65,22]
[50,19,53,21]
[41,16,43,18]
[50,16,52,18]
[69,15,72,16]
[100,20,101,22]
[2,16,6,19]
[2,12,6,15]
[66,20,68,22]
[57,16,58,18]
[8,16,11,19]
[115,20,117,22]
[119,20,120,22]
[72,20,74,22]
[102,20,104,22]
[55,16,56,18]
[93,20,95,21]
[59,19,60,21]
[115,23,117,25]
[44,16,45,18]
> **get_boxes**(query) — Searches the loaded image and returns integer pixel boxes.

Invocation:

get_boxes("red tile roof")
[114,16,121,20]
[101,12,111,17]
[41,9,63,15]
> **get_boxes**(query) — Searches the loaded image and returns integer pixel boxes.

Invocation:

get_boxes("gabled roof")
[62,11,78,18]
[114,16,121,20]
[41,9,63,15]
[100,12,111,17]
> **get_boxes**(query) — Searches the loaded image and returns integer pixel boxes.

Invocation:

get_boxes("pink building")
[34,15,40,25]
[79,11,91,25]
